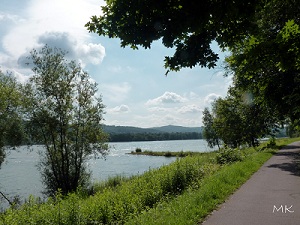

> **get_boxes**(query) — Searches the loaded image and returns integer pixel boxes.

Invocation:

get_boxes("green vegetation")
[216,147,244,165]
[135,147,142,153]
[202,89,279,149]
[227,17,300,132]
[129,150,205,157]
[1,138,298,224]
[202,108,221,149]
[126,148,273,225]
[92,175,132,193]
[103,125,203,142]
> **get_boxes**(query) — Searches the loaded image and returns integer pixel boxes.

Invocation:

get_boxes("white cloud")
[101,82,131,103]
[148,104,202,115]
[0,53,14,68]
[16,32,105,70]
[1,0,106,65]
[187,91,200,99]
[0,12,24,23]
[204,93,222,105]
[178,104,202,114]
[108,105,130,114]
[37,32,77,53]
[135,114,180,128]
[131,113,201,128]
[77,43,105,65]
[140,92,204,126]
[147,107,170,112]
[146,92,187,106]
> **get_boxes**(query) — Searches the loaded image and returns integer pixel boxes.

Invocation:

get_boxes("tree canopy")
[226,0,300,127]
[86,0,258,73]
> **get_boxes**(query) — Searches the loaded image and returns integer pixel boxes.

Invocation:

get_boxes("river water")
[0,139,212,208]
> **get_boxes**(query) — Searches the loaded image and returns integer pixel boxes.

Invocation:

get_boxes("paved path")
[202,141,300,225]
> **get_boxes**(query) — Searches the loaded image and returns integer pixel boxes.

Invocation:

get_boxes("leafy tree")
[86,0,259,73]
[206,88,278,148]
[228,87,280,146]
[225,0,300,128]
[24,46,109,196]
[202,107,220,149]
[0,70,24,167]
[212,97,244,148]
[286,121,300,138]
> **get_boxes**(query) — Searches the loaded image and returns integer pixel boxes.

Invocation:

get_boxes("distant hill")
[103,125,202,134]
[103,125,203,142]
[103,125,158,134]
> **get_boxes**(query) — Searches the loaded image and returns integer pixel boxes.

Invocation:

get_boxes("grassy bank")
[126,148,273,224]
[1,138,299,224]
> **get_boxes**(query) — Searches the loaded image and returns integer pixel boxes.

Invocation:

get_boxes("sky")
[0,0,232,128]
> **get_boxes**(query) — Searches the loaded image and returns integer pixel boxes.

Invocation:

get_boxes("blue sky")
[0,0,232,128]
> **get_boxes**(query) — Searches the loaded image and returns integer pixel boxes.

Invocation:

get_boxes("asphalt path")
[202,141,300,225]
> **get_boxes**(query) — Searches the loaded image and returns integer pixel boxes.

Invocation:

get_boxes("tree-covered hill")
[102,125,203,142]
[103,125,202,134]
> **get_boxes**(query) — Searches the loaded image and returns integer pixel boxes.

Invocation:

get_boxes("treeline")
[108,132,202,142]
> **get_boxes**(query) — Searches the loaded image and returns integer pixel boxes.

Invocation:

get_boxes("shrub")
[135,148,142,153]
[266,137,277,148]
[164,151,172,157]
[216,148,244,164]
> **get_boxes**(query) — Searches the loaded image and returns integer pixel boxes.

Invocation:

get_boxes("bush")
[135,148,142,153]
[266,137,277,148]
[216,148,244,164]
[164,151,172,157]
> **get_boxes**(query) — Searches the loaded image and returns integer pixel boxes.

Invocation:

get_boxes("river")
[0,139,213,209]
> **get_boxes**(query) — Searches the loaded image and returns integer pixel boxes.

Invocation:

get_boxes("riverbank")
[1,137,299,224]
